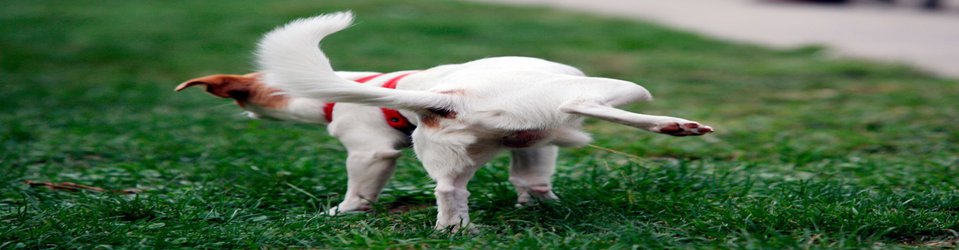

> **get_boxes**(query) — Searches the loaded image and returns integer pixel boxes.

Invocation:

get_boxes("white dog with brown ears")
[180,11,712,232]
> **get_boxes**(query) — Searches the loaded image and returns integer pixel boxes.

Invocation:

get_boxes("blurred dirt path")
[473,0,959,78]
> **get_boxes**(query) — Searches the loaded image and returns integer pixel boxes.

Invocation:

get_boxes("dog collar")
[323,72,418,135]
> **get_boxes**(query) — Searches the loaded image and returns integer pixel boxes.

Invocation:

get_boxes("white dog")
[180,12,712,232]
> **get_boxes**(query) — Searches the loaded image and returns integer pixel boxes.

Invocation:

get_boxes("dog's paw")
[515,197,560,208]
[515,186,559,207]
[324,205,370,216]
[654,121,713,136]
[435,223,482,235]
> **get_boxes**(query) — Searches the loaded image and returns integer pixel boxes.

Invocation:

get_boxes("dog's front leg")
[330,145,401,214]
[509,146,560,206]
[327,119,405,215]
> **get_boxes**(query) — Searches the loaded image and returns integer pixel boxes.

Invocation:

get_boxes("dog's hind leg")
[509,146,560,206]
[560,99,713,136]
[413,131,499,232]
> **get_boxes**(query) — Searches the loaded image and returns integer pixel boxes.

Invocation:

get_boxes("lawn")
[2,0,958,248]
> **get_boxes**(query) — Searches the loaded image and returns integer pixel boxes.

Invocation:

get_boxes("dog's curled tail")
[255,12,453,110]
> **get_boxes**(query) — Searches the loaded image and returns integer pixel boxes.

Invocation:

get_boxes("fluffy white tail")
[255,12,452,110]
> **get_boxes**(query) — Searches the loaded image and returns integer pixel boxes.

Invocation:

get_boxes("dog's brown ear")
[176,74,255,99]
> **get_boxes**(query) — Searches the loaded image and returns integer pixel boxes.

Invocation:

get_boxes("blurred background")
[2,0,957,248]
[476,0,959,78]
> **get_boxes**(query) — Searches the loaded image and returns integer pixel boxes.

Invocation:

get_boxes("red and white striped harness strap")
[322,72,418,135]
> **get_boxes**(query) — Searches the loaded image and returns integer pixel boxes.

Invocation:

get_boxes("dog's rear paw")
[325,204,371,216]
[515,186,559,207]
[654,121,713,136]
[435,223,482,234]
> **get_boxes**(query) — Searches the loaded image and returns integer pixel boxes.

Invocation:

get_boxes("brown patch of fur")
[421,115,440,128]
[427,108,457,119]
[177,73,289,109]
[245,79,289,109]
[419,107,458,129]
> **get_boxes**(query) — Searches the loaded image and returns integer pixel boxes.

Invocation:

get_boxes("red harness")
[322,72,417,135]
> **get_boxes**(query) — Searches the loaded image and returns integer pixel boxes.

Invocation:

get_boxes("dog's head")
[177,73,326,123]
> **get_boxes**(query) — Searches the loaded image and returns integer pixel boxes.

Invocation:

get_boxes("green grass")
[2,0,958,248]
